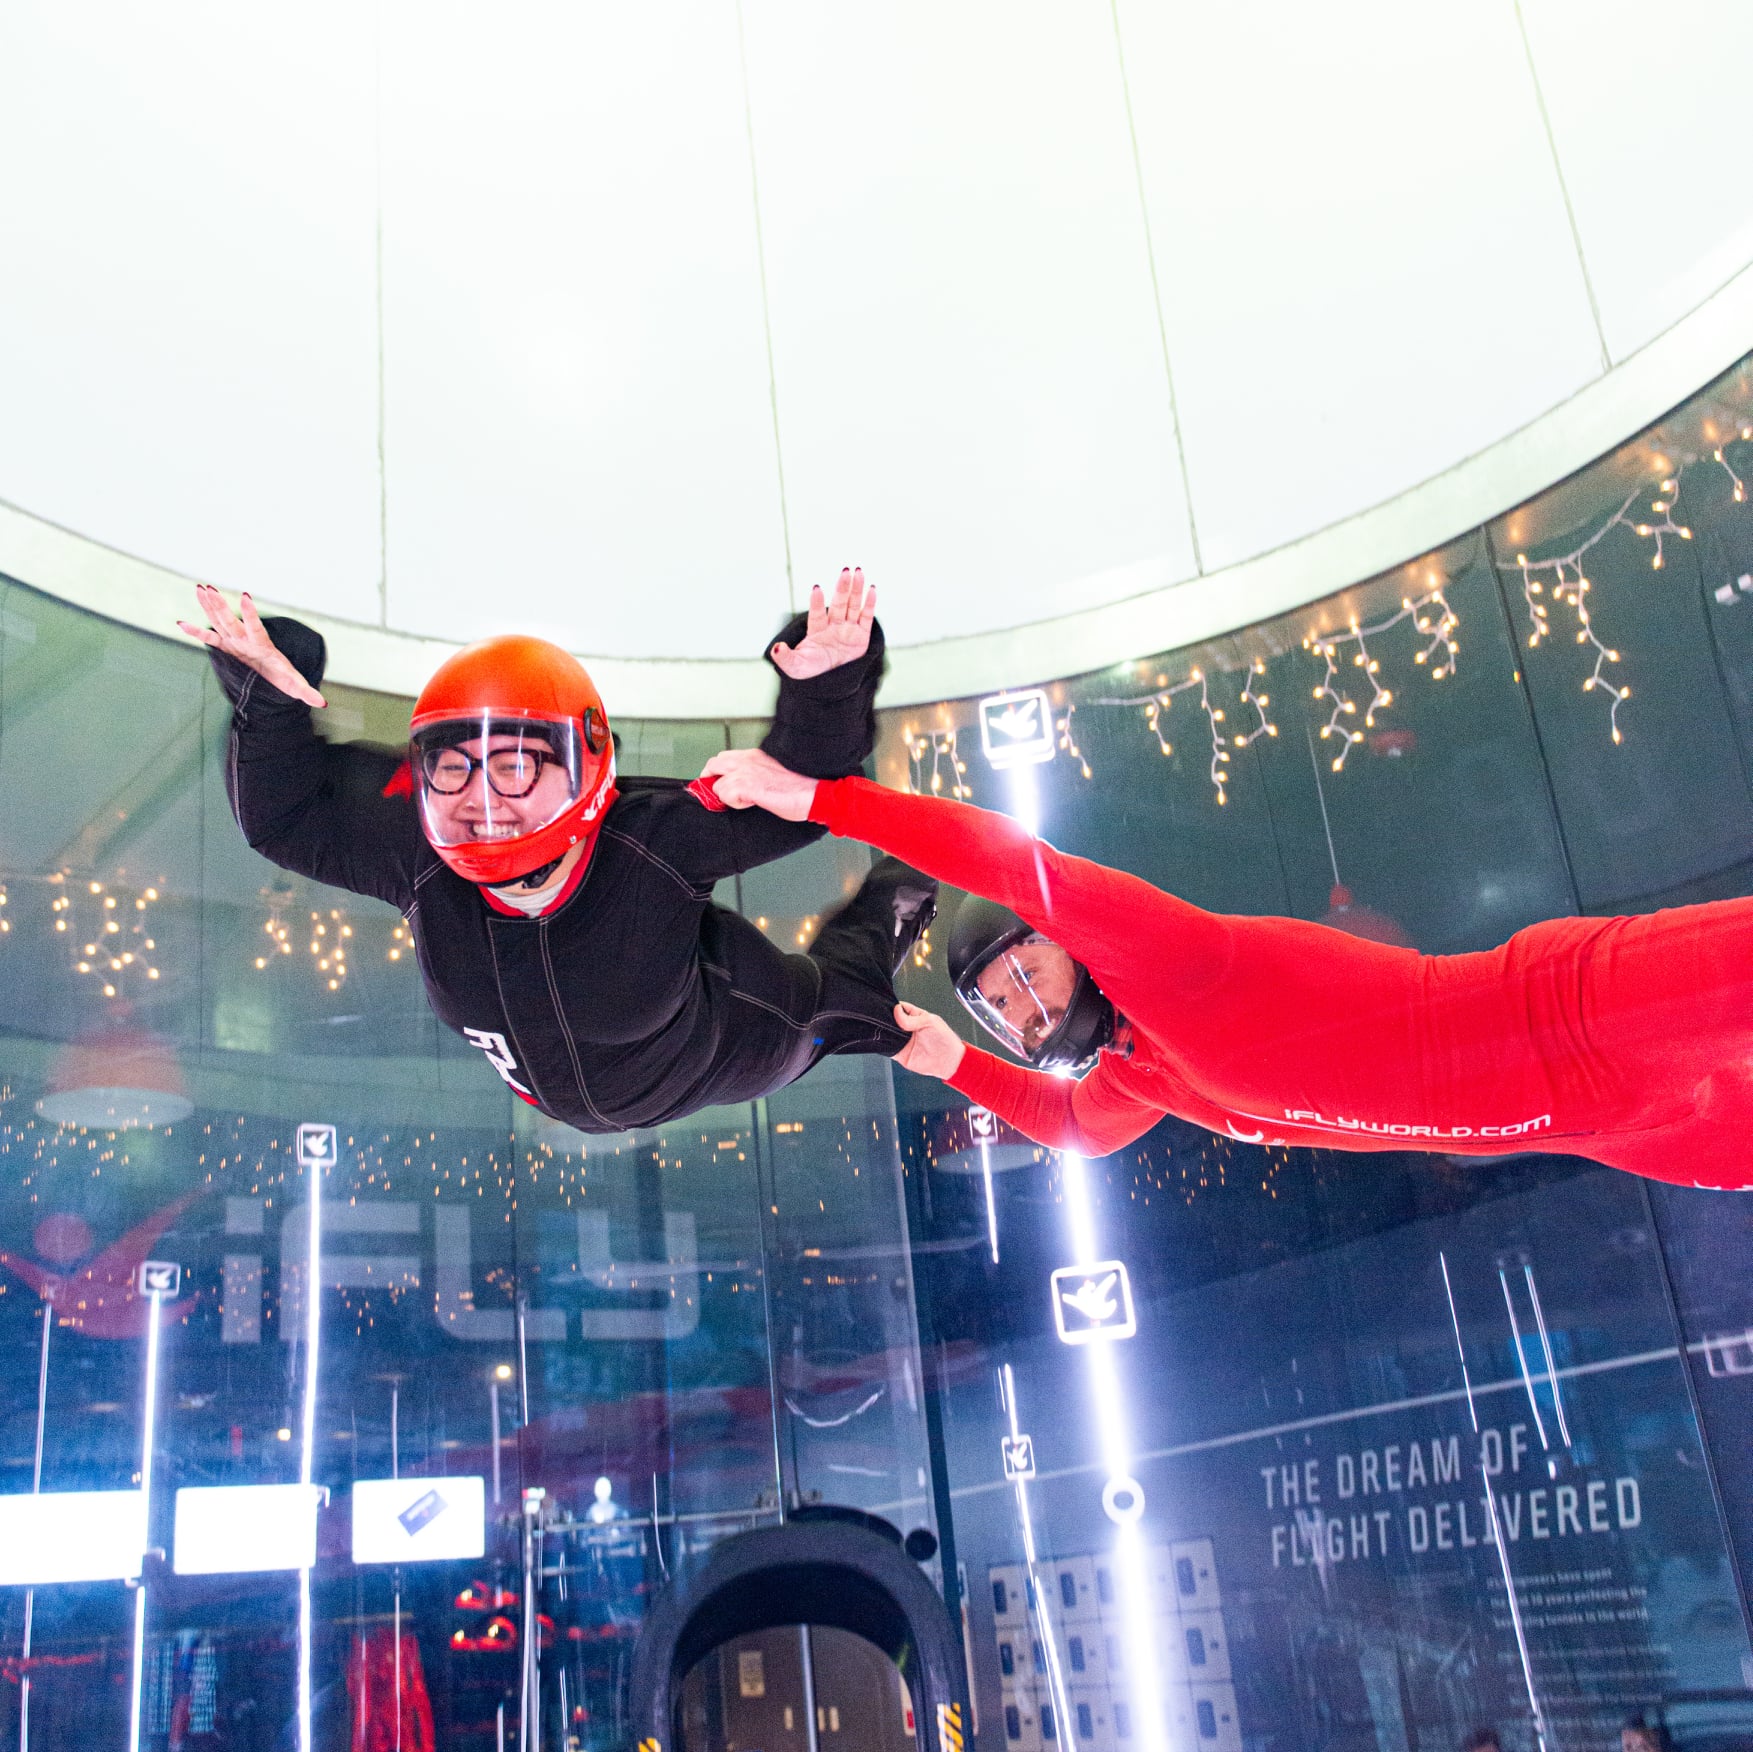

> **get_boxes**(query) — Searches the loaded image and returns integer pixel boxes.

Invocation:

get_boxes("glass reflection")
[0,352,1750,1750]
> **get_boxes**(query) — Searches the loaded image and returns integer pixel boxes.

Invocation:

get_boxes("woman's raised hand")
[177,584,326,710]
[769,567,876,680]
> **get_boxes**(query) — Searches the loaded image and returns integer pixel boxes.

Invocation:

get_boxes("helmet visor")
[961,936,1071,1062]
[411,714,586,852]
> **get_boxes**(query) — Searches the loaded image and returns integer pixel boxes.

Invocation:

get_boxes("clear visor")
[963,936,1066,1062]
[410,714,586,851]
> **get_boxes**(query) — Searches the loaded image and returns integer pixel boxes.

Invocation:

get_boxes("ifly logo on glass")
[137,1259,181,1298]
[296,1123,337,1174]
[978,688,1056,770]
[1050,1260,1137,1345]
[1000,1434,1037,1481]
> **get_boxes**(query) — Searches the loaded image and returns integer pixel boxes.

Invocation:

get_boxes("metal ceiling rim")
[1,259,1749,721]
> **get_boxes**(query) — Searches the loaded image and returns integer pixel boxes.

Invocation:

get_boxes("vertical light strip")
[1523,1266,1572,1449]
[19,1298,52,1752]
[979,1135,1000,1265]
[298,1147,323,1752]
[1000,765,1168,1752]
[127,1288,166,1752]
[1000,1367,1076,1752]
[1442,1254,1548,1752]
[1498,1269,1551,1456]
[1072,1230,1167,1752]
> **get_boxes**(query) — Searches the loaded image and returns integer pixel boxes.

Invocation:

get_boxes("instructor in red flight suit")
[699,746,1753,1191]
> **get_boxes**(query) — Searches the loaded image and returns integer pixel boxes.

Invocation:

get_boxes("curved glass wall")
[0,351,1748,1752]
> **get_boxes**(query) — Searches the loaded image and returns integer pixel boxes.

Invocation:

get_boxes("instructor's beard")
[975,940,1079,1057]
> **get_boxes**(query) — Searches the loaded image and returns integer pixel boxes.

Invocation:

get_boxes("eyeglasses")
[421,746,560,799]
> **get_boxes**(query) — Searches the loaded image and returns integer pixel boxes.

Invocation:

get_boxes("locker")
[991,1564,1030,1626]
[1168,1539,1221,1609]
[1000,1689,1045,1752]
[1066,1686,1118,1752]
[1189,1683,1242,1752]
[1047,1555,1101,1624]
[1178,1611,1231,1683]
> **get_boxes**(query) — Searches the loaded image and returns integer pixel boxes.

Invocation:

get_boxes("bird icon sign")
[977,688,1057,770]
[1049,1260,1138,1344]
[296,1123,337,1174]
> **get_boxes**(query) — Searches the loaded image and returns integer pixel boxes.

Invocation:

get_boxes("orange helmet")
[410,636,615,885]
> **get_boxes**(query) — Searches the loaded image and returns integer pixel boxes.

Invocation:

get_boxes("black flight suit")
[210,616,911,1132]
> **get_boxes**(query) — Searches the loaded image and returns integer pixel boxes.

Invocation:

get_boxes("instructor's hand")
[891,1001,965,1081]
[700,748,818,822]
[770,566,876,680]
[177,585,327,710]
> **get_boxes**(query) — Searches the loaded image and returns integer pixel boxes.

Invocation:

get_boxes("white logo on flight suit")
[463,1027,533,1096]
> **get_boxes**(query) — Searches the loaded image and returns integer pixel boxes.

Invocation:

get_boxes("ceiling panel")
[1118,0,1606,574]
[1519,0,1753,364]
[377,0,791,661]
[0,1,381,622]
[741,0,1198,645]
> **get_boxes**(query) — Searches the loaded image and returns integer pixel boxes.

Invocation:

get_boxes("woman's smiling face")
[420,734,573,844]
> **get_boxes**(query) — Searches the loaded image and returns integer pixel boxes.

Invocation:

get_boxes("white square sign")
[296,1123,337,1174]
[137,1260,181,1297]
[174,1484,321,1576]
[0,1489,145,1585]
[977,689,1056,770]
[351,1476,486,1565]
[1050,1260,1138,1345]
[1000,1435,1037,1481]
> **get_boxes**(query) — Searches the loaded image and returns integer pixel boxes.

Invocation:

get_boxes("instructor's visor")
[411,714,587,852]
[962,935,1066,1061]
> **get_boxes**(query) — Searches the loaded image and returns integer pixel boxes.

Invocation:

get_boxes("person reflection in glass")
[700,744,1753,1190]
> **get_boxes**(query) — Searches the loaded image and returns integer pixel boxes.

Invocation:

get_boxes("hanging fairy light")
[1505,476,1696,746]
[388,921,412,963]
[59,875,164,997]
[307,907,352,992]
[1089,667,1243,803]
[0,882,10,936]
[1235,662,1277,750]
[252,897,354,991]
[905,727,972,799]
[1056,703,1092,780]
[1302,588,1457,772]
[1713,435,1749,504]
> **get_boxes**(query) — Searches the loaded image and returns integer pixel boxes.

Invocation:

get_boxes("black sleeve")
[626,615,887,886]
[211,617,425,911]
[759,612,886,779]
[611,778,828,890]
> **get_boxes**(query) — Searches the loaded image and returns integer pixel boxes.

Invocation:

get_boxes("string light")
[1055,703,1092,780]
[1235,662,1277,750]
[1631,477,1693,570]
[1715,439,1748,504]
[253,898,355,992]
[905,727,972,799]
[1505,483,1681,745]
[57,875,163,995]
[1301,589,1455,772]
[1090,668,1240,803]
[1514,550,1628,744]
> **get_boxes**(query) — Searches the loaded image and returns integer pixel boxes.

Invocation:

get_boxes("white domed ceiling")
[1,0,1750,714]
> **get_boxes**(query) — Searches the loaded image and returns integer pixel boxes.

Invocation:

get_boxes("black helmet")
[946,895,1114,1074]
